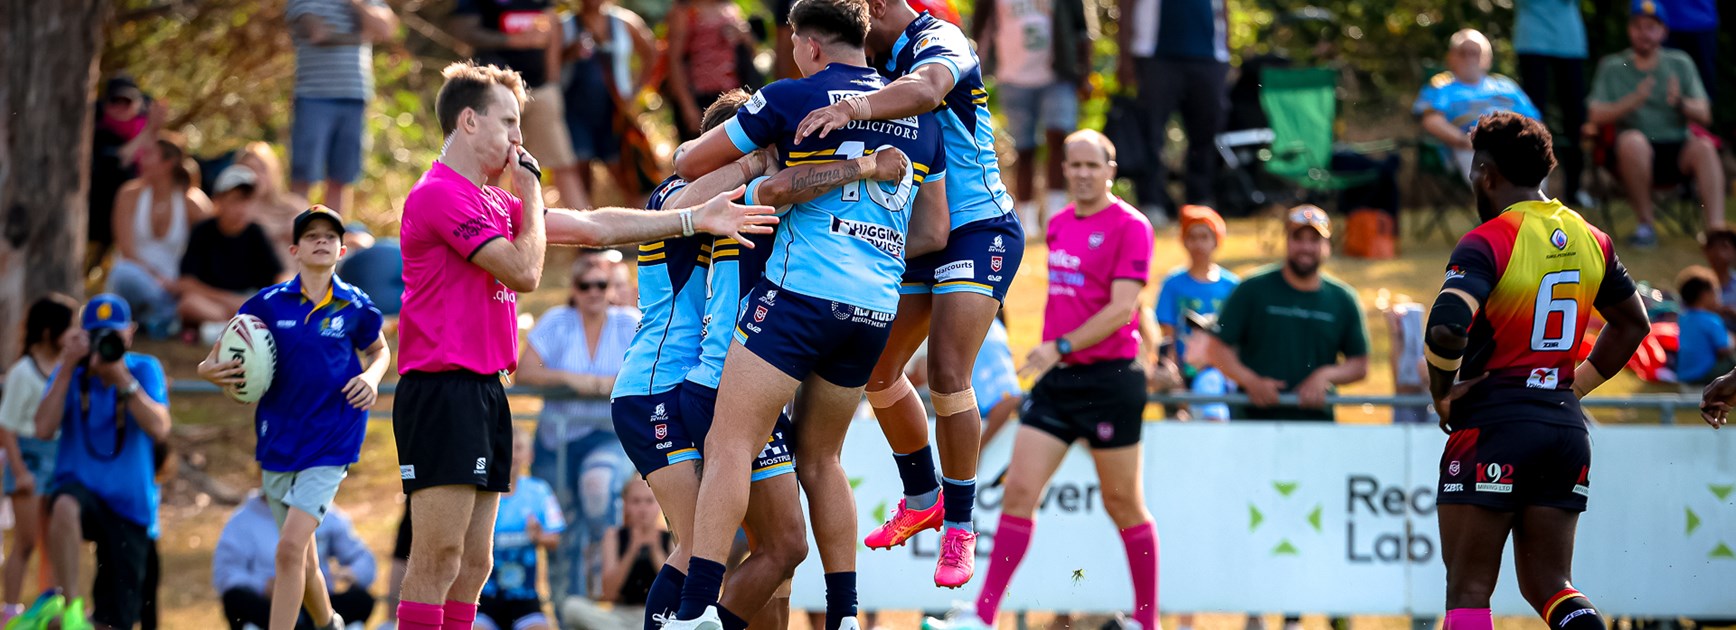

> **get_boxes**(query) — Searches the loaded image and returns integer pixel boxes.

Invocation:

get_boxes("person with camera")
[23,294,171,630]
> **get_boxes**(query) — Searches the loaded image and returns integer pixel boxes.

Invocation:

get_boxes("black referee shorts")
[393,370,513,494]
[1021,359,1148,449]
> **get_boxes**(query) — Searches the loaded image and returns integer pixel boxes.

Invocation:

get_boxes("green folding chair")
[1257,66,1381,196]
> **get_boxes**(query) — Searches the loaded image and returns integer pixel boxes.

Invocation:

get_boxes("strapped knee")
[865,375,916,409]
[931,388,977,417]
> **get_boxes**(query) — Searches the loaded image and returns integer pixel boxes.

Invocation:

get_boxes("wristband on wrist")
[679,209,695,237]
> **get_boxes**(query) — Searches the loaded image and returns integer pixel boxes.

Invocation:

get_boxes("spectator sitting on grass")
[176,165,285,342]
[1700,228,1736,328]
[213,493,378,630]
[563,478,672,629]
[1414,28,1542,180]
[1676,266,1735,384]
[106,136,212,339]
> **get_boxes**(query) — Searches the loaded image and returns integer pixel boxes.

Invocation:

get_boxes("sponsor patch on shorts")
[936,260,974,281]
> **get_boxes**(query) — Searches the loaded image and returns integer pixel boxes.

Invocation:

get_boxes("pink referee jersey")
[397,161,525,375]
[1042,196,1154,365]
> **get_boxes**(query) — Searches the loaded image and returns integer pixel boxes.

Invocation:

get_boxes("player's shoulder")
[648,176,688,210]
[913,13,967,45]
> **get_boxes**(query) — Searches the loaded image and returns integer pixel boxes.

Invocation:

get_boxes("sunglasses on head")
[575,280,611,291]
[1289,208,1327,225]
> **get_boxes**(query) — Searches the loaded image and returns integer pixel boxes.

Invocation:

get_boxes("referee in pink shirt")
[970,130,1161,630]
[391,62,775,630]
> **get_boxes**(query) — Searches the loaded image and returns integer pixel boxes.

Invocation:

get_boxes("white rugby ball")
[219,314,277,404]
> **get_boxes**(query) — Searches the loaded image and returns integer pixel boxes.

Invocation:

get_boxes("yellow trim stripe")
[936,280,994,291]
[787,149,835,158]
[913,175,926,183]
[639,241,665,252]
[715,238,740,247]
[1544,590,1584,622]
[667,448,698,459]
[638,252,666,262]
[712,248,742,259]
[972,97,988,104]
[971,88,987,95]
[302,284,335,324]
[734,326,751,338]
[1424,347,1461,372]
[913,163,930,174]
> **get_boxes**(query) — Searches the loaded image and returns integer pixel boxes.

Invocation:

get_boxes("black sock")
[719,606,750,630]
[942,476,976,529]
[894,446,940,505]
[1545,589,1605,630]
[824,572,858,630]
[677,557,726,620]
[643,565,686,630]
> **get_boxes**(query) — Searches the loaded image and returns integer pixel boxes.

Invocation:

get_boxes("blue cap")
[82,294,132,331]
[1631,0,1668,24]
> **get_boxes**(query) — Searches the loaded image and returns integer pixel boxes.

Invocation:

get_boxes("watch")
[1056,338,1073,355]
[120,379,141,397]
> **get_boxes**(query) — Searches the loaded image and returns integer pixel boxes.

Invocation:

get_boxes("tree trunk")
[0,0,112,364]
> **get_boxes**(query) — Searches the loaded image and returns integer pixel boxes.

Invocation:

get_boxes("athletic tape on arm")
[1424,288,1479,372]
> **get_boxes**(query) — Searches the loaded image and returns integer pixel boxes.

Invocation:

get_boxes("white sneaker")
[658,605,724,630]
[839,617,863,630]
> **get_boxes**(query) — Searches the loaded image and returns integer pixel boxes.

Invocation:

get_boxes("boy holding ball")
[198,205,390,630]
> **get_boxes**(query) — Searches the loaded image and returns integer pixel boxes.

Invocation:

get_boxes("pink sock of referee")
[442,600,478,630]
[1445,608,1494,630]
[396,601,444,630]
[976,514,1035,624]
[1120,522,1160,630]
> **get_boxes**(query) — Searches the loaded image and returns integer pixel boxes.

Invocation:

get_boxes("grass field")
[119,211,1711,630]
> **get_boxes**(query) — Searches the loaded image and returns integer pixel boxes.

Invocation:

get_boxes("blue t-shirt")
[1677,307,1728,382]
[1658,0,1718,31]
[239,275,384,472]
[613,177,709,398]
[972,318,1020,418]
[1413,73,1543,132]
[48,354,167,537]
[723,63,948,313]
[1155,0,1229,61]
[1513,0,1588,58]
[1154,266,1239,366]
[879,13,1014,230]
[483,476,568,602]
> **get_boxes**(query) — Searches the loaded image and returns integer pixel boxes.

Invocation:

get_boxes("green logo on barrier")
[1685,483,1735,560]
[1250,480,1324,556]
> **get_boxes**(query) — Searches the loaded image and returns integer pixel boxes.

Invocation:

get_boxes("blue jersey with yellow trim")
[611,177,709,398]
[722,63,947,313]
[881,13,1014,230]
[686,231,776,389]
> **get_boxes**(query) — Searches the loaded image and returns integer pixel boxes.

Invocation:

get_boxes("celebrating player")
[664,0,950,626]
[613,90,912,630]
[390,61,777,630]
[794,0,1023,587]
[1424,112,1650,630]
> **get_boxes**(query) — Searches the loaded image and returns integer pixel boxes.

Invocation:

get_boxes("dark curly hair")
[1470,111,1557,188]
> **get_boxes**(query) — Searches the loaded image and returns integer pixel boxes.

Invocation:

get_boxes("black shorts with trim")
[1020,359,1147,449]
[1612,138,1687,186]
[393,370,513,494]
[50,480,150,629]
[1438,420,1591,512]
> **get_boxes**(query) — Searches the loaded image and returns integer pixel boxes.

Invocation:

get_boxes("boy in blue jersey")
[792,0,1024,588]
[668,0,951,626]
[613,90,914,630]
[197,205,390,630]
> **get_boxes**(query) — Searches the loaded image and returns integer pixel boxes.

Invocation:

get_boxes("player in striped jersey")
[1424,113,1650,630]
[612,90,912,630]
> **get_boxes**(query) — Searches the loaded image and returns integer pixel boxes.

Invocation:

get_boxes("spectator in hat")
[24,294,171,630]
[177,165,286,339]
[1204,205,1370,421]
[88,76,165,270]
[1415,29,1543,180]
[106,135,212,339]
[1589,0,1724,247]
[1154,205,1239,400]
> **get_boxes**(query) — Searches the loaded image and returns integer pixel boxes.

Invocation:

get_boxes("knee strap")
[866,375,916,409]
[931,388,977,417]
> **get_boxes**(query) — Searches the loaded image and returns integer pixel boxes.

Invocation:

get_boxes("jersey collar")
[886,12,935,73]
[283,273,358,320]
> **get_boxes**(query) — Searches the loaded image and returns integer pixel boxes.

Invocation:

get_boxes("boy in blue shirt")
[198,205,390,630]
[1676,267,1734,384]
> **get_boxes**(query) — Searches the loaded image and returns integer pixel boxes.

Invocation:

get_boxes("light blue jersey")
[722,63,948,313]
[881,13,1014,230]
[611,177,709,398]
[687,231,775,389]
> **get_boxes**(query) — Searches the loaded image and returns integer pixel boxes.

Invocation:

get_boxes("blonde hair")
[237,142,285,195]
[436,61,529,136]
[1064,128,1117,162]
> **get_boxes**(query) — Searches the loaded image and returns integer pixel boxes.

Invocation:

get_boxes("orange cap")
[1179,205,1227,244]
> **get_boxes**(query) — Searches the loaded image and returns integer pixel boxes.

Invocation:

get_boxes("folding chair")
[1257,66,1400,242]
[1589,124,1701,236]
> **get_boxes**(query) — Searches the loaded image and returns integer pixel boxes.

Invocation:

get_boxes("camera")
[91,329,127,363]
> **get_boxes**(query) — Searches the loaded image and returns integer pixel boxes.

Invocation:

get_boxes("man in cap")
[177,165,287,337]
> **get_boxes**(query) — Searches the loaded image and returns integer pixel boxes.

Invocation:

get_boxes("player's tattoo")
[788,162,861,196]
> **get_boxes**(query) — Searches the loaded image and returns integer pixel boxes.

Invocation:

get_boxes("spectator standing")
[236,142,314,251]
[88,76,162,272]
[287,0,397,215]
[1154,205,1239,391]
[0,295,78,626]
[561,0,656,196]
[450,0,591,208]
[514,254,639,604]
[1415,29,1543,180]
[1205,205,1370,422]
[665,0,754,141]
[1656,0,1719,104]
[1513,0,1591,205]
[974,0,1092,235]
[213,495,379,630]
[24,295,171,630]
[1116,0,1230,220]
[1677,266,1735,383]
[564,478,670,629]
[475,430,564,630]
[177,166,287,341]
[1588,0,1725,246]
[106,137,213,339]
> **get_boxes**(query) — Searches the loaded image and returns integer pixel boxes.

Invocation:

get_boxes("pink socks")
[1120,522,1160,630]
[442,600,478,630]
[396,601,444,630]
[1445,608,1494,630]
[975,514,1035,624]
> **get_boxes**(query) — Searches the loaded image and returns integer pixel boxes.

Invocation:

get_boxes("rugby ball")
[218,314,277,404]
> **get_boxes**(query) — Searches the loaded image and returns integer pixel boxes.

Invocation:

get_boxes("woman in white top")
[515,251,641,602]
[0,294,77,623]
[106,137,212,337]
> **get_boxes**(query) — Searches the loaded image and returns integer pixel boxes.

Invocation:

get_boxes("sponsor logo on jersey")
[936,260,975,281]
[276,319,296,328]
[830,216,906,257]
[400,465,415,480]
[1551,228,1569,250]
[1476,462,1514,494]
[990,255,1003,272]
[826,91,919,129]
[1526,367,1559,389]
[1048,249,1081,270]
[1444,265,1466,281]
[745,91,768,114]
[1089,232,1106,249]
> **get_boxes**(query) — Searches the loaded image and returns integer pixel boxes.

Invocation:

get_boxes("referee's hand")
[691,186,778,247]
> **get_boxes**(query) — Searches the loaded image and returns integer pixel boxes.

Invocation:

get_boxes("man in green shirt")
[1205,205,1370,421]
[1588,0,1724,248]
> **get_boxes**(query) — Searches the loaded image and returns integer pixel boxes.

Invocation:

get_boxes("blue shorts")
[732,280,894,389]
[678,381,795,482]
[901,212,1025,301]
[290,97,366,185]
[2,437,57,495]
[996,82,1080,151]
[611,390,701,478]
